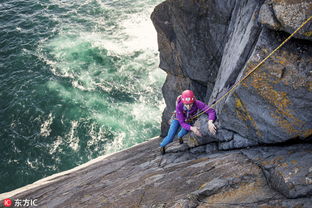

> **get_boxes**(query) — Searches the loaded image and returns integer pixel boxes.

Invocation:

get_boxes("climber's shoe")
[178,138,183,144]
[160,146,166,155]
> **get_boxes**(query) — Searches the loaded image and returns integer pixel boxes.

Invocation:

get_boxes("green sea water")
[0,0,165,193]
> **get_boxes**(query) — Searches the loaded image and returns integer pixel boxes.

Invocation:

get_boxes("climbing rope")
[187,15,312,122]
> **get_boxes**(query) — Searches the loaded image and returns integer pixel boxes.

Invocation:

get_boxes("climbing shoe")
[178,138,183,144]
[160,147,165,155]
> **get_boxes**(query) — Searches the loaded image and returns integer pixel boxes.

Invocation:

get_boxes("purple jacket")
[176,100,216,131]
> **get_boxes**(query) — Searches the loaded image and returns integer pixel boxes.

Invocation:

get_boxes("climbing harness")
[187,15,312,122]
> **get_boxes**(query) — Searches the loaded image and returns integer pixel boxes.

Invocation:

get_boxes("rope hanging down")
[188,15,312,122]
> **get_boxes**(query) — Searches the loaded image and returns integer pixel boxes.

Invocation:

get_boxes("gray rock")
[242,143,312,199]
[219,28,312,143]
[259,0,312,40]
[191,178,228,198]
[259,2,282,30]
[209,0,263,109]
[1,138,311,207]
[271,0,312,40]
[215,128,234,142]
[189,145,206,154]
[205,143,218,154]
[165,141,189,153]
[218,133,259,150]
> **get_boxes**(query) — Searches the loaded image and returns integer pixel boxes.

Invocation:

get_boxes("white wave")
[8,159,19,165]
[130,100,164,123]
[40,113,53,137]
[64,3,159,56]
[120,7,159,52]
[66,121,80,151]
[86,124,105,147]
[49,136,63,155]
[72,80,95,91]
[94,83,113,92]
[26,158,39,170]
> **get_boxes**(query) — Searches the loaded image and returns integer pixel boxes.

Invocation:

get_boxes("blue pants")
[160,119,189,147]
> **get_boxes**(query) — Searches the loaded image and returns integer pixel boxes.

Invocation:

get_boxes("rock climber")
[160,90,217,154]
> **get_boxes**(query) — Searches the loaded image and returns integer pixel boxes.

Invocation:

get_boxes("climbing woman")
[160,90,217,155]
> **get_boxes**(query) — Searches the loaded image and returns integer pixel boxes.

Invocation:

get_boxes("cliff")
[1,0,312,207]
[151,0,312,146]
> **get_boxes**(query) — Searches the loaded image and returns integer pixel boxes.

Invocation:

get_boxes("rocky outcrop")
[1,138,311,207]
[151,0,312,146]
[259,0,312,40]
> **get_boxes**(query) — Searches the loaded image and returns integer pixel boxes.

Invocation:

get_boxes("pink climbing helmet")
[181,90,195,104]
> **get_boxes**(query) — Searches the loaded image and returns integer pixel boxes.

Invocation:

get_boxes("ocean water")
[0,0,165,193]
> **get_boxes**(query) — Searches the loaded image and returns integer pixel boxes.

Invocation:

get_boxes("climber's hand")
[208,120,217,135]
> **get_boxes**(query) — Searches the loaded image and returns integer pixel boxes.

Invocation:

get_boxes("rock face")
[1,138,311,207]
[151,0,312,146]
[151,0,235,136]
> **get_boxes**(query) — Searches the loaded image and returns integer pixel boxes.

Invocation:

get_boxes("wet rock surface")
[1,138,311,207]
